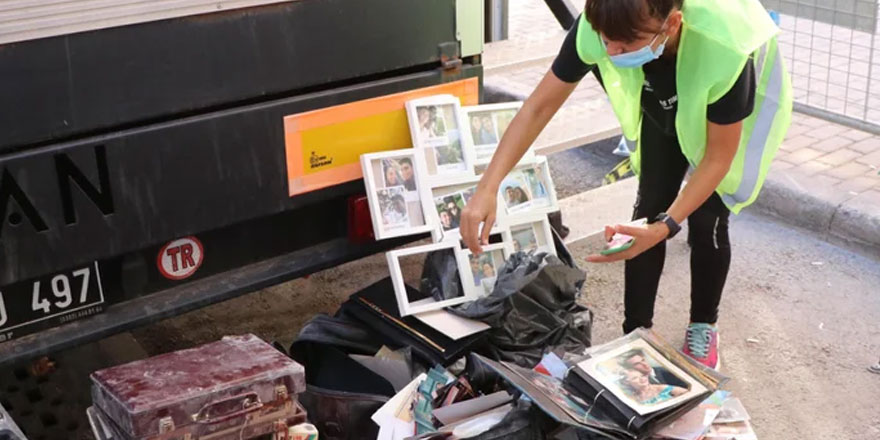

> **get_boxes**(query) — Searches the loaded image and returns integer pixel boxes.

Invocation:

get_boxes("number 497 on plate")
[0,262,106,343]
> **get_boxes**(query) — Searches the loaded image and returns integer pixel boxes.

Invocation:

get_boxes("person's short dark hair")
[399,157,412,167]
[585,0,682,43]
[443,196,456,205]
[617,349,647,368]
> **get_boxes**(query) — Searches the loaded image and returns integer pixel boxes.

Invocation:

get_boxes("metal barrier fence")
[764,0,880,132]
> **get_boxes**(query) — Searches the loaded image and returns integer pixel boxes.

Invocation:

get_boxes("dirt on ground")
[133,213,880,440]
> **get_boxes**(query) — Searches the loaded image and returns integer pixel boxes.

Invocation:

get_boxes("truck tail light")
[347,195,375,244]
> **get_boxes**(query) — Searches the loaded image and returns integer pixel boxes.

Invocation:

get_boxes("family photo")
[416,104,448,143]
[367,153,426,233]
[377,186,409,228]
[468,111,499,145]
[581,339,704,415]
[435,193,465,232]
[468,251,498,294]
[501,173,533,212]
[511,224,540,253]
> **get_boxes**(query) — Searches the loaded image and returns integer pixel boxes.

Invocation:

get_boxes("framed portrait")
[499,156,558,216]
[502,214,555,256]
[577,338,708,416]
[423,175,505,242]
[386,241,478,316]
[462,102,536,166]
[361,149,434,240]
[405,95,475,184]
[460,242,512,298]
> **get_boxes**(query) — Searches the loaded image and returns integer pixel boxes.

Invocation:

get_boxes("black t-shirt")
[552,23,756,136]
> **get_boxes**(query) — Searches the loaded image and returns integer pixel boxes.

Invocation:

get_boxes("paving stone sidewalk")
[483,0,880,255]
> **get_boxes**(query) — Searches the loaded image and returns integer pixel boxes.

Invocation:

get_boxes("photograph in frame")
[506,216,555,256]
[361,149,434,240]
[499,171,533,213]
[462,102,534,166]
[406,96,474,182]
[427,177,504,242]
[386,242,478,316]
[461,244,509,297]
[577,338,708,416]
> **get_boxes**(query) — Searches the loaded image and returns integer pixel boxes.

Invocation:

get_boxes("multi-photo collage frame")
[361,95,559,317]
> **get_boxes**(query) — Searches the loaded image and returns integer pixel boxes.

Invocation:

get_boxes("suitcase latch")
[158,416,175,434]
[274,385,289,401]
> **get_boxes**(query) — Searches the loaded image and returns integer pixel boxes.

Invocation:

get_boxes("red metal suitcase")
[90,334,306,440]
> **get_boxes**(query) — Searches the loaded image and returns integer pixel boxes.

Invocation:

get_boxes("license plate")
[0,262,105,343]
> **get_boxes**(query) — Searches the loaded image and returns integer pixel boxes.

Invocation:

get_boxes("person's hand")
[586,221,670,263]
[460,187,498,254]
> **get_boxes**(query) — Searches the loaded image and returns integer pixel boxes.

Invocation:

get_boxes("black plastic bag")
[424,248,593,369]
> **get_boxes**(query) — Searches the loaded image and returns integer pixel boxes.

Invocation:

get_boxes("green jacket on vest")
[576,0,792,214]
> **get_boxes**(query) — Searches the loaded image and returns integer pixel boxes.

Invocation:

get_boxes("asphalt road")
[131,180,880,440]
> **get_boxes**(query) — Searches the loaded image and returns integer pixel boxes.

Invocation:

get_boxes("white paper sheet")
[413,309,490,340]
[372,373,426,440]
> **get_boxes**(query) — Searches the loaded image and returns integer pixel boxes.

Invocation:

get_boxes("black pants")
[622,117,731,334]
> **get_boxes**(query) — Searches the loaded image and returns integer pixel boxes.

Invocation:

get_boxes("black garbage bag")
[425,249,592,369]
[421,247,467,303]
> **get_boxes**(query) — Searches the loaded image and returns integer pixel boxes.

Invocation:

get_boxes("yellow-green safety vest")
[575,0,792,214]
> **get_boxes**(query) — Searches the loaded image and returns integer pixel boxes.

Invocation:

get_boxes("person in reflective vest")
[461,0,792,370]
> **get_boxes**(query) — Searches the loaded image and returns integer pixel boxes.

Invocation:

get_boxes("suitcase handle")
[193,392,264,424]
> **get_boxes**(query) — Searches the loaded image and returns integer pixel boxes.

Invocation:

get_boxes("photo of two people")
[370,154,425,230]
[433,185,475,232]
[468,251,499,295]
[414,104,467,172]
[586,341,702,415]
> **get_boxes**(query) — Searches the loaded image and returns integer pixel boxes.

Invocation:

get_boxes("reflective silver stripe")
[712,217,720,249]
[722,42,784,207]
[755,42,769,79]
[625,137,637,153]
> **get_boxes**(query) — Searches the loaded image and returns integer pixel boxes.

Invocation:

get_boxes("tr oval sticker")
[157,237,204,280]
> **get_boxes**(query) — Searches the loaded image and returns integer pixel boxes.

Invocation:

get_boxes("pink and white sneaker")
[682,323,720,370]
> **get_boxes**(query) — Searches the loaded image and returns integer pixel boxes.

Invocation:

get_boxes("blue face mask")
[603,29,670,68]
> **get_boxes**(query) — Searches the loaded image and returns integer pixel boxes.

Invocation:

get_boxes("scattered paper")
[811,261,824,266]
[654,390,729,440]
[705,420,757,440]
[714,397,751,424]
[372,374,426,440]
[746,338,761,344]
[819,322,825,330]
[413,309,490,340]
[534,352,569,380]
[432,391,512,425]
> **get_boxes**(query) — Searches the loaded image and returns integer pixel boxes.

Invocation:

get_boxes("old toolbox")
[90,334,306,439]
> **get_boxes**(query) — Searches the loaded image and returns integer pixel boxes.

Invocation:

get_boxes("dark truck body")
[0,0,483,366]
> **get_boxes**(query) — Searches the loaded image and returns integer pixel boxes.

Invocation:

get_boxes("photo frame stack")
[360,95,560,317]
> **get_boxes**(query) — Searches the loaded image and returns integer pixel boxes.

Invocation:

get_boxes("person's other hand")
[586,221,669,263]
[460,187,498,254]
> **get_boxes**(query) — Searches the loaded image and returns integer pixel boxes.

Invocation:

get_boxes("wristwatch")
[653,212,682,239]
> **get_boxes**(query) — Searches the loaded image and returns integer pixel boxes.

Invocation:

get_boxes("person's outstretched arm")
[460,70,578,253]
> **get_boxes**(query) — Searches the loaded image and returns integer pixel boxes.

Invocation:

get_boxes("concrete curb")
[753,169,880,257]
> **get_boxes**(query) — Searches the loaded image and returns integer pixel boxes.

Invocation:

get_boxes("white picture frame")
[422,174,506,242]
[386,242,478,316]
[405,95,475,185]
[361,149,435,240]
[502,213,556,256]
[459,242,513,298]
[461,102,536,166]
[498,155,559,216]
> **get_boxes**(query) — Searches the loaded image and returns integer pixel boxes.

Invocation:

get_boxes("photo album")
[564,329,729,438]
[359,94,558,321]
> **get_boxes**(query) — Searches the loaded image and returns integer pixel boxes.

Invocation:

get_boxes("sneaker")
[682,323,720,370]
